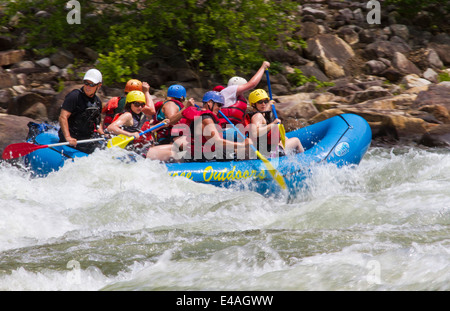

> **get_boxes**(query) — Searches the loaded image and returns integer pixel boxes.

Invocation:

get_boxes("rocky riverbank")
[1,0,449,154]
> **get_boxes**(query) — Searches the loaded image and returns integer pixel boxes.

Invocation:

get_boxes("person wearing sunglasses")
[146,91,252,162]
[106,90,168,151]
[247,89,303,156]
[58,68,105,154]
[100,79,155,131]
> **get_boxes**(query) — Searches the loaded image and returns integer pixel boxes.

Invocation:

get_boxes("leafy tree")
[131,0,303,80]
[0,0,108,54]
[96,23,155,85]
[0,0,303,85]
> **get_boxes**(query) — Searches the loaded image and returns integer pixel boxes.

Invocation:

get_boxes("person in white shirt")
[220,61,270,108]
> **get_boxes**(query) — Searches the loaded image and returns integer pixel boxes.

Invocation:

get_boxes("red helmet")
[213,85,225,92]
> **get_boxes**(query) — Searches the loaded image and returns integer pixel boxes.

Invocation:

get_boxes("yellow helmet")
[126,90,146,104]
[249,89,269,107]
[124,79,143,93]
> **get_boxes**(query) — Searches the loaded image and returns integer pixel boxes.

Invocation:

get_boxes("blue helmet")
[167,84,186,99]
[202,91,225,106]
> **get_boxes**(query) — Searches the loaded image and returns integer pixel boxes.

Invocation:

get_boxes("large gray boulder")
[306,34,355,79]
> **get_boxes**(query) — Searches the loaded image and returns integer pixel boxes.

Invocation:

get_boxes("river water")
[0,146,448,291]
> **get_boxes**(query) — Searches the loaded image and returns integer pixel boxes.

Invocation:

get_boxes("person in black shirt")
[58,68,104,154]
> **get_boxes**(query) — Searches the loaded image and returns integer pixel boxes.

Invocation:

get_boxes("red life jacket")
[217,96,247,126]
[153,99,184,144]
[102,96,125,129]
[174,106,221,157]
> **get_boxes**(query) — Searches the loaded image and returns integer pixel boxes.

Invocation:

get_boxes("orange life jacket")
[102,96,126,129]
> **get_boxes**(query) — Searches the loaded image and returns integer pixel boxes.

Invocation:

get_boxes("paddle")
[265,70,286,149]
[2,137,105,160]
[107,121,167,149]
[218,110,287,190]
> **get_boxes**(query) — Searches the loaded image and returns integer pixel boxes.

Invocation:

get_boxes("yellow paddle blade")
[256,150,287,190]
[107,134,134,149]
[279,124,286,149]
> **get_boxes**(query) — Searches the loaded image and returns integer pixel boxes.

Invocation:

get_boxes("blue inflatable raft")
[24,113,372,196]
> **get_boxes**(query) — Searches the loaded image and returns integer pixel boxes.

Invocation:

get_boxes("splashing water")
[0,146,449,291]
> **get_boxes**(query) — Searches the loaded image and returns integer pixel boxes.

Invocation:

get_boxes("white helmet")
[83,69,102,84]
[227,76,247,87]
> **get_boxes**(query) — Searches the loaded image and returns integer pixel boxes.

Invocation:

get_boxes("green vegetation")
[97,24,154,85]
[385,0,450,30]
[0,0,107,55]
[385,0,450,13]
[287,68,334,90]
[438,71,450,82]
[0,0,311,86]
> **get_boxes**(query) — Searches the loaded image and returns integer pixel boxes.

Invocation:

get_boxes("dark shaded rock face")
[420,124,450,147]
[413,84,450,114]
[0,114,35,153]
